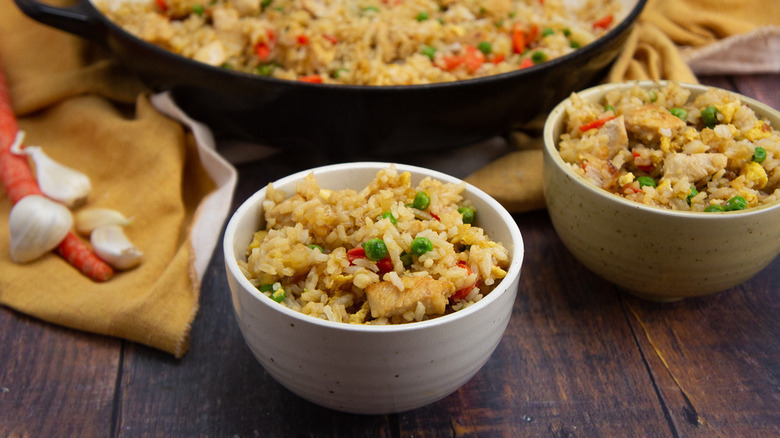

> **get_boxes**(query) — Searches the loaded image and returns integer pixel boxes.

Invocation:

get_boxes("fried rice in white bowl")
[223,162,524,414]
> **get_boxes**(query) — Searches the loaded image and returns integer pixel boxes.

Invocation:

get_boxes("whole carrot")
[0,64,114,282]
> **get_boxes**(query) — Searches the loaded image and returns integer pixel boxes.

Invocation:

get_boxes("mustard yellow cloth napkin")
[0,0,235,358]
[468,0,780,212]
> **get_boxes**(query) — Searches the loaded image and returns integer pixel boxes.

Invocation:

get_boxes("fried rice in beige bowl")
[543,81,780,301]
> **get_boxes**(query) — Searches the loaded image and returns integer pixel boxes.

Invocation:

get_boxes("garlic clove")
[91,225,143,270]
[75,208,133,235]
[14,145,91,208]
[9,195,73,263]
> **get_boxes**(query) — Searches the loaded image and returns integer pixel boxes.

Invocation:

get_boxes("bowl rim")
[223,162,525,333]
[543,79,780,219]
[91,0,646,91]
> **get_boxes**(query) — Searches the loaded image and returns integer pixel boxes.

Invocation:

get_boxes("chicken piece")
[365,276,455,319]
[663,153,728,183]
[581,156,619,190]
[601,115,629,158]
[624,104,686,142]
[193,41,228,66]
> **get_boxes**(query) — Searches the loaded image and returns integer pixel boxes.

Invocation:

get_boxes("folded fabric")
[0,0,236,358]
[469,0,780,213]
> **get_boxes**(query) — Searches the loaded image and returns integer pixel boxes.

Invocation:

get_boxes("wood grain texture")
[0,308,120,438]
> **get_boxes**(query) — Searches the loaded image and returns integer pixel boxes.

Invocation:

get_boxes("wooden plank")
[731,74,780,106]
[0,308,120,438]
[399,211,673,436]
[622,261,780,437]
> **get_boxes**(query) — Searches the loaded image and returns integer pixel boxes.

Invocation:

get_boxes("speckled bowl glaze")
[543,81,780,301]
[224,162,524,414]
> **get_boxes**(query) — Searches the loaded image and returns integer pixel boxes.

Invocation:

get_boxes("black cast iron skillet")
[13,0,646,158]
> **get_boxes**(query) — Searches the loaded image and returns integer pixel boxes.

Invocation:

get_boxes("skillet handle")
[12,0,107,41]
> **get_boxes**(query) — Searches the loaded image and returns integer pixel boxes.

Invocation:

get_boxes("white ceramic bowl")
[543,80,780,301]
[224,162,524,414]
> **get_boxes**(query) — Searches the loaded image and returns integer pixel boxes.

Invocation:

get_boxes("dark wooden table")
[2,74,779,437]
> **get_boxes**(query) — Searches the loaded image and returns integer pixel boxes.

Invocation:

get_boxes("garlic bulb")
[75,208,133,235]
[91,225,143,270]
[13,144,91,207]
[9,195,73,263]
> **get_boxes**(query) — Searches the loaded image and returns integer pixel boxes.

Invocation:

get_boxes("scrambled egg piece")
[743,162,768,189]
[618,172,635,186]
[745,121,772,142]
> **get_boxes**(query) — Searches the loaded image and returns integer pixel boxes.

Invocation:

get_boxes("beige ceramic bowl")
[224,162,524,414]
[543,81,780,301]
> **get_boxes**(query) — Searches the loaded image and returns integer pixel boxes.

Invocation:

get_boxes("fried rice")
[238,166,510,324]
[558,81,780,211]
[94,0,621,85]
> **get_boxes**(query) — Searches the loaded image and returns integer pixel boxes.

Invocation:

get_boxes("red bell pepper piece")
[450,261,476,302]
[463,45,485,73]
[490,53,506,64]
[632,151,654,172]
[299,75,323,83]
[323,34,339,44]
[376,257,394,274]
[593,15,613,30]
[347,247,366,264]
[578,115,616,132]
[512,23,527,54]
[254,42,271,60]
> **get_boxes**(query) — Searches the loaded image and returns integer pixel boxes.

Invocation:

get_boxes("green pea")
[458,206,475,224]
[686,187,698,206]
[410,236,433,255]
[637,176,657,188]
[416,11,429,21]
[381,211,397,225]
[753,146,767,163]
[569,40,580,49]
[531,50,547,64]
[192,4,204,15]
[307,244,323,252]
[541,27,555,37]
[400,251,413,267]
[563,28,572,37]
[412,191,430,210]
[332,68,349,79]
[271,287,285,303]
[648,90,658,102]
[258,283,275,292]
[704,204,725,212]
[256,63,275,76]
[669,107,688,121]
[260,0,271,10]
[701,105,719,128]
[605,104,615,113]
[724,196,748,211]
[362,238,388,261]
[421,45,437,60]
[477,41,492,55]
[362,5,379,13]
